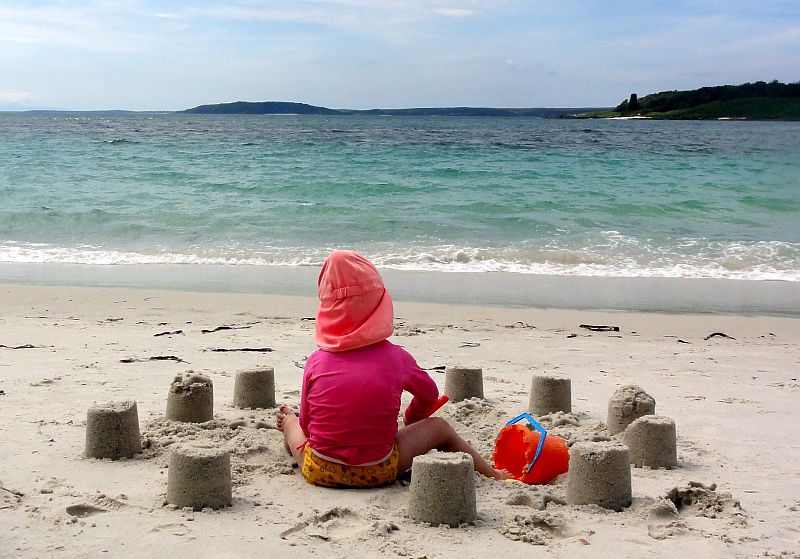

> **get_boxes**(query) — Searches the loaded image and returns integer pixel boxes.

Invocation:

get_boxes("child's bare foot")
[275,404,307,464]
[275,404,297,433]
[492,468,513,481]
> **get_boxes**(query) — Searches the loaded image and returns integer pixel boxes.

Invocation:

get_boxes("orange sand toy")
[493,414,569,485]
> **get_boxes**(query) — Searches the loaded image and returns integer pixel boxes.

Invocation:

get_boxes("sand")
[1,282,800,558]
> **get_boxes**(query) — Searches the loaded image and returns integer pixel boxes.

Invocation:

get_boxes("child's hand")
[404,395,449,425]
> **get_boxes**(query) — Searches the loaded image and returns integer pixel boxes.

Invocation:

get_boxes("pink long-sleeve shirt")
[299,340,438,465]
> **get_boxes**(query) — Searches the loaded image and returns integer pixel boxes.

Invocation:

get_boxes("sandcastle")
[606,384,656,435]
[528,374,572,416]
[166,371,214,423]
[166,445,232,510]
[566,441,632,511]
[407,451,477,527]
[232,366,276,409]
[444,366,484,402]
[79,353,673,521]
[85,400,142,459]
[623,415,678,469]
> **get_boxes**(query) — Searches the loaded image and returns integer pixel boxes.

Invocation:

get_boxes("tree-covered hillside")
[183,101,341,115]
[583,81,800,120]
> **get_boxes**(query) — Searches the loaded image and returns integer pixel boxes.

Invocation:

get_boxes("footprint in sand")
[30,377,62,387]
[280,507,374,542]
[498,511,570,545]
[646,497,691,540]
[65,504,106,518]
[65,495,125,517]
[505,489,566,510]
[150,523,190,536]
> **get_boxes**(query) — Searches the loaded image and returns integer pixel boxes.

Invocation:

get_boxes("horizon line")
[0,102,610,114]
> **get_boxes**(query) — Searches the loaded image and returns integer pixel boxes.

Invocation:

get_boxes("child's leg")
[395,417,510,480]
[276,405,306,466]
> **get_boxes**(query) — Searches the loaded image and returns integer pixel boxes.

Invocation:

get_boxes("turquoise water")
[1,113,798,281]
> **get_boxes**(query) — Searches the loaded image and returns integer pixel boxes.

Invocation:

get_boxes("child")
[276,250,509,487]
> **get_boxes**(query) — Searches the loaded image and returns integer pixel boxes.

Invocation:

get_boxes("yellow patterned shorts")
[301,444,399,488]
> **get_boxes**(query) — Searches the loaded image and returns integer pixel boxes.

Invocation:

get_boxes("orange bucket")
[493,416,569,485]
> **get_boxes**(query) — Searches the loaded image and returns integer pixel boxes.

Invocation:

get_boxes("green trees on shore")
[603,81,800,119]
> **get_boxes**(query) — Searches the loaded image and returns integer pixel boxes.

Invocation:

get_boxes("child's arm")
[401,354,439,425]
[298,361,313,437]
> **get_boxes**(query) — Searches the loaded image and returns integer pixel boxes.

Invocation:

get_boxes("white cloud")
[0,36,46,43]
[0,91,31,103]
[187,1,491,27]
[434,8,474,17]
[725,24,800,51]
[0,5,162,53]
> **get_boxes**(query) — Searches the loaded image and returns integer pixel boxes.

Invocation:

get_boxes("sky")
[0,0,798,111]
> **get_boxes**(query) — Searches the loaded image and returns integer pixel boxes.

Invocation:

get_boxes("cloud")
[186,1,492,27]
[0,36,46,43]
[0,0,500,56]
[0,90,30,103]
[726,24,800,51]
[0,4,178,53]
[434,8,474,17]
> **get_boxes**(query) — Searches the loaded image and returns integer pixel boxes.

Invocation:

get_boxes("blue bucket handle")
[504,412,548,474]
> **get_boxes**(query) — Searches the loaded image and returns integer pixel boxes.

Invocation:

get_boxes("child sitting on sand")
[276,250,509,487]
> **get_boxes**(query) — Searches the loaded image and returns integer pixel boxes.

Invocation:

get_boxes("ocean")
[1,113,799,311]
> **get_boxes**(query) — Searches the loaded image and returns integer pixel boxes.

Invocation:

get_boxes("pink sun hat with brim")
[315,250,394,352]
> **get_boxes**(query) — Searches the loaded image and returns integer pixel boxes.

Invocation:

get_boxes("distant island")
[183,101,340,115]
[182,101,599,118]
[579,80,800,120]
[180,82,800,120]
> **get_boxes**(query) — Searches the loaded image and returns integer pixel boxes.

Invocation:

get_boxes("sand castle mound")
[607,385,656,435]
[166,372,214,423]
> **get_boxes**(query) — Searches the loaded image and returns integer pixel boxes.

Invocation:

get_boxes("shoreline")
[2,262,799,316]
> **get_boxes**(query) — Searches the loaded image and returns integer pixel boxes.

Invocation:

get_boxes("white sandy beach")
[2,282,799,558]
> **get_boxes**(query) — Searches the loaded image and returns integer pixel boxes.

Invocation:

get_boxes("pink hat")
[315,250,394,352]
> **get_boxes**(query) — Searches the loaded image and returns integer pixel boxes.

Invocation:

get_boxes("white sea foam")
[1,239,798,282]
